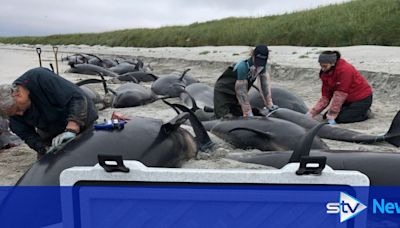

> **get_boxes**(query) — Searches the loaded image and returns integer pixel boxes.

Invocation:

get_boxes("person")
[307,51,373,124]
[213,44,278,119]
[0,67,98,158]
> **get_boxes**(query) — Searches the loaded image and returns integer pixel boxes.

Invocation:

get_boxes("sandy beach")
[1,43,400,185]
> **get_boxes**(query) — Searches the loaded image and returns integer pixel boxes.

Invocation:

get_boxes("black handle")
[296,156,326,175]
[98,154,130,173]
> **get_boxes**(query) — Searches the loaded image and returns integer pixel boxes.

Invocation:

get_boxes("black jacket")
[9,68,98,154]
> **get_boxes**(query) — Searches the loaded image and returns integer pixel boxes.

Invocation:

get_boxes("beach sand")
[1,43,400,185]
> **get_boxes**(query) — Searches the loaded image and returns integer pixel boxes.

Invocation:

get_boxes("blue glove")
[247,111,254,117]
[51,131,76,148]
[268,104,279,111]
[327,119,336,125]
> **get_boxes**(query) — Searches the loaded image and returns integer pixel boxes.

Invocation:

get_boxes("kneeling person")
[307,51,373,124]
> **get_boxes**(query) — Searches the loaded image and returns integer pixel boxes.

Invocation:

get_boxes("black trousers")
[324,94,373,123]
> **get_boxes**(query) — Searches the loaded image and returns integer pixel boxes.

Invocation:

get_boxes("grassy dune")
[0,0,399,47]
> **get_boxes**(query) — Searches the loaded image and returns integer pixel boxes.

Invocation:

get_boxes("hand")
[245,111,254,118]
[51,131,76,148]
[46,145,58,154]
[327,119,336,125]
[268,104,279,111]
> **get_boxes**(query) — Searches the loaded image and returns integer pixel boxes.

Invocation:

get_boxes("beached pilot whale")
[0,112,213,228]
[249,86,309,114]
[227,122,400,186]
[205,117,328,151]
[109,83,159,108]
[151,69,200,97]
[67,63,120,77]
[180,83,214,109]
[114,71,158,83]
[16,112,212,186]
[165,102,328,151]
[268,108,400,147]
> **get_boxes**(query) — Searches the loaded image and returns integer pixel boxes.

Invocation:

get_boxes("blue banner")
[0,186,399,228]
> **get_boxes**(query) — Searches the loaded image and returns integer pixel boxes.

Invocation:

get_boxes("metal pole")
[36,48,42,67]
[52,46,59,74]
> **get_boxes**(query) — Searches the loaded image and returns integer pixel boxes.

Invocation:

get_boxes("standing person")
[214,44,278,119]
[307,51,373,124]
[0,67,98,158]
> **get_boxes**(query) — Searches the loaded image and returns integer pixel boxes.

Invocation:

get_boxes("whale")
[115,71,158,83]
[15,112,211,186]
[110,83,158,108]
[151,69,199,97]
[227,122,400,186]
[249,86,309,114]
[165,103,328,151]
[268,108,400,147]
[180,83,214,109]
[67,63,119,77]
[206,117,328,151]
[109,62,139,75]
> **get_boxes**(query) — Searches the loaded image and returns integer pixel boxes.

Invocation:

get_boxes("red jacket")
[320,58,372,102]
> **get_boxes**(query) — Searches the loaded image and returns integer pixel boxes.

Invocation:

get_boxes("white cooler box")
[59,155,369,228]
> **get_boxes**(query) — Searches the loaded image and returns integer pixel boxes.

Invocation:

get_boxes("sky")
[0,0,350,37]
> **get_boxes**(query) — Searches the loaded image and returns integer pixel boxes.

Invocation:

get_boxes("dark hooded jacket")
[9,67,98,154]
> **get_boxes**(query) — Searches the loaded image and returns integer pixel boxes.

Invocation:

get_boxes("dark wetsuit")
[9,68,98,154]
[214,58,266,119]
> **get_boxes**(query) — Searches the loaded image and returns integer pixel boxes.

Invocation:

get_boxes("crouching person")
[0,67,98,159]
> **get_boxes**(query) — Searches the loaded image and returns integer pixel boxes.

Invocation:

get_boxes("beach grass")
[0,0,399,47]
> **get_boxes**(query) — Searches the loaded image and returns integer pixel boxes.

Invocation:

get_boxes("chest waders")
[213,66,256,119]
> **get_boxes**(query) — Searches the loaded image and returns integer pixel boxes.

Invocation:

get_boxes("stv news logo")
[326,192,367,223]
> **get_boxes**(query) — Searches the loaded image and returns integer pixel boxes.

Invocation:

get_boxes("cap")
[253,44,269,67]
[318,53,337,64]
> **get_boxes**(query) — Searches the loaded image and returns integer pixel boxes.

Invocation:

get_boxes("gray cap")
[318,53,337,64]
[0,84,16,118]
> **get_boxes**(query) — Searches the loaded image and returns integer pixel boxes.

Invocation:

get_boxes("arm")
[9,118,47,154]
[326,68,353,120]
[309,96,330,117]
[259,72,273,108]
[65,95,89,133]
[309,78,333,117]
[235,80,252,117]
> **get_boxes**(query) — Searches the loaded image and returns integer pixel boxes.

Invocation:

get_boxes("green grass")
[1,0,399,47]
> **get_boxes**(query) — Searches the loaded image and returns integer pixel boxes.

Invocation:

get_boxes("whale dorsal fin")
[289,122,326,163]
